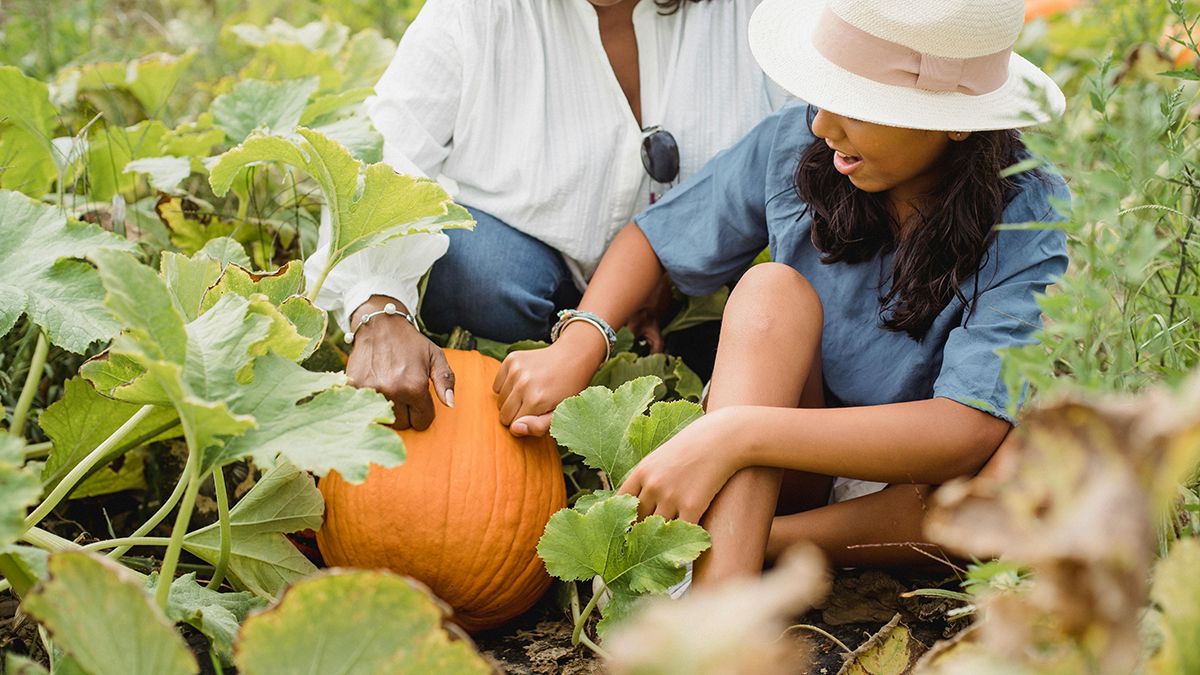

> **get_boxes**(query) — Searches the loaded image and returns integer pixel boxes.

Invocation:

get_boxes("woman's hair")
[655,0,709,15]
[794,109,1025,340]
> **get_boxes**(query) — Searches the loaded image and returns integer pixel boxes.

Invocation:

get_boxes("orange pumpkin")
[1024,0,1081,22]
[316,349,567,632]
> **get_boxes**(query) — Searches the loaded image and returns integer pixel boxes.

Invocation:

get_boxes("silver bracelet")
[550,310,616,362]
[344,303,419,344]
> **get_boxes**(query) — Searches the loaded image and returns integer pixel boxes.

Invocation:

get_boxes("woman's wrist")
[350,295,418,340]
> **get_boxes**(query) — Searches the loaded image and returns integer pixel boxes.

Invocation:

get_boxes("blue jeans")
[421,206,582,343]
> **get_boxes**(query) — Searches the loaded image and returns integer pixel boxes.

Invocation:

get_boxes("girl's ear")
[949,131,972,142]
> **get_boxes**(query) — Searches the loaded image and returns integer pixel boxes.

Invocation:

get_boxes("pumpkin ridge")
[472,434,534,611]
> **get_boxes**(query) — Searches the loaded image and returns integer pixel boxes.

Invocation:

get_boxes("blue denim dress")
[635,103,1070,425]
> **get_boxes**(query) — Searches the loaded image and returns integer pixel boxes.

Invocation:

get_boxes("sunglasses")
[641,126,680,185]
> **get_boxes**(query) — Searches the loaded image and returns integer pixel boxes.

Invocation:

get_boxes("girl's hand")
[493,323,608,436]
[618,409,744,523]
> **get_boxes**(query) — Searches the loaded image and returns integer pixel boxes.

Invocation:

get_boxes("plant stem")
[21,526,82,552]
[781,624,852,654]
[22,441,53,460]
[572,580,605,647]
[23,405,157,531]
[108,452,194,560]
[578,632,611,660]
[80,536,172,552]
[156,460,201,610]
[306,262,335,302]
[207,468,231,590]
[9,331,49,438]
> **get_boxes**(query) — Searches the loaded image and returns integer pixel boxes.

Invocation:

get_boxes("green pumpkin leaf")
[160,114,225,158]
[338,30,397,89]
[234,569,492,675]
[86,120,169,202]
[203,353,400,479]
[201,261,305,310]
[551,377,658,486]
[537,494,709,635]
[538,493,639,582]
[552,377,703,486]
[300,87,374,125]
[208,128,473,286]
[155,196,255,256]
[0,544,49,596]
[151,572,267,660]
[159,250,223,322]
[199,237,253,269]
[0,437,42,549]
[39,377,178,497]
[230,19,349,53]
[0,66,58,197]
[124,156,192,193]
[184,462,322,597]
[211,78,318,143]
[0,190,137,352]
[22,552,198,675]
[123,51,196,118]
[661,286,729,336]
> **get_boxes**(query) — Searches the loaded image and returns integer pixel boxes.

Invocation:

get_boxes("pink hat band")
[812,8,1012,96]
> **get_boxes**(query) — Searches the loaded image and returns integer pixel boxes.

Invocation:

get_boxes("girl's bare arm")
[493,223,666,433]
[730,397,1010,484]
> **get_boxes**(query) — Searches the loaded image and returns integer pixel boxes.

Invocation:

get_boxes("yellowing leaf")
[22,552,198,675]
[234,569,491,675]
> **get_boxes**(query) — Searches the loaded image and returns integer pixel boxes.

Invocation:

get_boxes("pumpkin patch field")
[2,1,1200,673]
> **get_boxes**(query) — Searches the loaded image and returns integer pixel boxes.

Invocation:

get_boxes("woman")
[304,0,788,429]
[494,0,1069,585]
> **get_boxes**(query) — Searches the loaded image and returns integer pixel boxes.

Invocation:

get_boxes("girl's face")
[811,109,962,208]
[587,0,629,6]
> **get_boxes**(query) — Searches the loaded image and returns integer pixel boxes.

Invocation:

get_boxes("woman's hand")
[493,322,609,437]
[617,409,744,523]
[346,296,454,431]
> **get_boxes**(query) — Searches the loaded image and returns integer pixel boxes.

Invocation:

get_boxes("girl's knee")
[727,263,823,321]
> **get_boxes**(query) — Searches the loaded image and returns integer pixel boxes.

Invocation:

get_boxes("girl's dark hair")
[656,0,708,15]
[795,110,1024,340]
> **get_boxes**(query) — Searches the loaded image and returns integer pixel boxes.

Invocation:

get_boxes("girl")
[494,0,1070,585]
[304,0,789,431]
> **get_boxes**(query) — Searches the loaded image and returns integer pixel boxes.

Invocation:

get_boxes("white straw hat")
[748,0,1066,132]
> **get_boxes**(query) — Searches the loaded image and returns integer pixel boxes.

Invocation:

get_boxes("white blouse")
[304,0,788,331]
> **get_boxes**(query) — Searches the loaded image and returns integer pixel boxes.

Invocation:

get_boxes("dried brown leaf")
[604,543,830,675]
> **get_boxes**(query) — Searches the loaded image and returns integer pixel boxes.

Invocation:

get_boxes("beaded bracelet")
[550,309,617,362]
[344,303,419,344]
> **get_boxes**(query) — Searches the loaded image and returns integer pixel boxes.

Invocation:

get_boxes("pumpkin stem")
[446,326,476,351]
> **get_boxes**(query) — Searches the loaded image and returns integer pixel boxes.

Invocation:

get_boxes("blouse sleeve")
[364,0,465,179]
[634,107,798,296]
[932,176,1071,424]
[303,0,466,330]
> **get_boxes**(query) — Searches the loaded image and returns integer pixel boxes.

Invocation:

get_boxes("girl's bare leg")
[767,483,950,568]
[692,263,827,586]
[765,432,1021,568]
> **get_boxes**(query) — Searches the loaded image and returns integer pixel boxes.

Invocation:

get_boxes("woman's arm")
[493,223,665,435]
